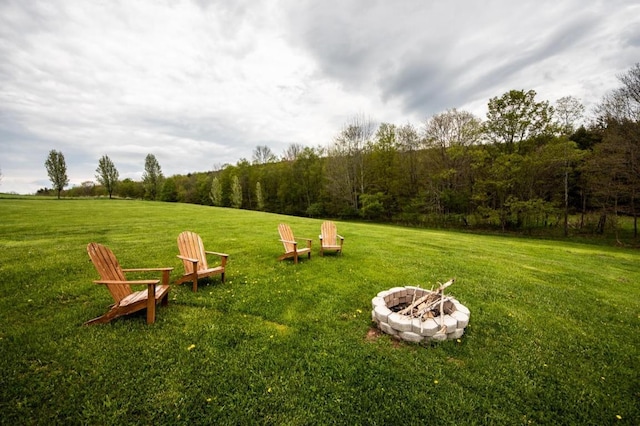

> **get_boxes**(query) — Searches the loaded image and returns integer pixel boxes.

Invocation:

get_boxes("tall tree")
[424,108,482,150]
[596,89,634,126]
[423,109,482,216]
[554,96,584,235]
[590,63,640,238]
[44,150,69,199]
[142,154,163,201]
[618,63,640,237]
[284,146,324,215]
[325,115,375,215]
[484,89,554,152]
[235,159,253,208]
[256,181,265,210]
[555,96,584,136]
[583,132,629,236]
[618,62,640,117]
[367,123,399,216]
[596,64,640,124]
[210,176,223,206]
[95,155,119,199]
[472,152,524,230]
[231,175,242,208]
[396,122,421,200]
[298,147,324,212]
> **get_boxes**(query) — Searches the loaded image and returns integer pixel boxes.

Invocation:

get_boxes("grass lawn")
[0,198,638,425]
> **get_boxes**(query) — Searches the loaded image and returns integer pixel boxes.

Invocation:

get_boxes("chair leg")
[191,271,198,292]
[147,286,156,324]
[221,272,225,283]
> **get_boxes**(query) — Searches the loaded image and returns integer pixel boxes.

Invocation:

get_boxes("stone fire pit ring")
[371,285,470,343]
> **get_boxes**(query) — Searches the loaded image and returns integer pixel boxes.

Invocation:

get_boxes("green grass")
[0,199,638,425]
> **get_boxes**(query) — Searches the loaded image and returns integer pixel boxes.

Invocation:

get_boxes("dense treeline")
[55,65,640,238]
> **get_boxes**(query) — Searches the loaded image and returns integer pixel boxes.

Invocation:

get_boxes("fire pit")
[371,279,470,343]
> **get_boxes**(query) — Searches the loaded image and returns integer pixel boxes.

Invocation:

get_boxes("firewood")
[397,293,434,315]
[396,279,456,320]
[436,278,455,292]
[415,298,446,317]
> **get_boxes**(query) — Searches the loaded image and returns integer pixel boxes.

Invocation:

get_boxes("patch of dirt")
[365,327,382,341]
[365,327,403,348]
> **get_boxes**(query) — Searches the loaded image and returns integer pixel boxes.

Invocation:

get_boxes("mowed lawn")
[0,199,638,425]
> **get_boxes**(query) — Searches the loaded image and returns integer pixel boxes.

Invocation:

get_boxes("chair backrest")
[177,231,209,273]
[278,223,296,253]
[87,242,131,303]
[321,221,337,245]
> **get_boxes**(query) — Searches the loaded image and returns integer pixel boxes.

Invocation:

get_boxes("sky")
[1,0,639,194]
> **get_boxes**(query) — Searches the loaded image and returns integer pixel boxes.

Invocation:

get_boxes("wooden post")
[147,284,156,324]
[162,269,170,286]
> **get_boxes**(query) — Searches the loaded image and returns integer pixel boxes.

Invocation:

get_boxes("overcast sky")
[1,0,639,194]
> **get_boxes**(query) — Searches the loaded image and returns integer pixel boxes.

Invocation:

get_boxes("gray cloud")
[1,0,639,193]
[284,0,626,118]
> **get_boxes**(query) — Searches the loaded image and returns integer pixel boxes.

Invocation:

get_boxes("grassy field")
[0,198,638,425]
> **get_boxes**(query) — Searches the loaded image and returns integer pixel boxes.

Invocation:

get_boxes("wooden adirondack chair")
[85,242,172,325]
[176,231,228,292]
[319,221,344,256]
[278,223,312,264]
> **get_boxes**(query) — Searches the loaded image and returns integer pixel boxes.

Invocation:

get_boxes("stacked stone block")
[371,286,470,343]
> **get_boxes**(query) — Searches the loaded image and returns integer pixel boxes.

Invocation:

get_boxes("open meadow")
[0,198,638,425]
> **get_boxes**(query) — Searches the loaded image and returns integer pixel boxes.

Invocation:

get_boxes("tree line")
[43,64,640,239]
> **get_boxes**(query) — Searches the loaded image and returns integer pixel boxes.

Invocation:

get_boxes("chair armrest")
[205,251,229,258]
[122,267,174,273]
[279,239,297,245]
[122,267,173,286]
[337,235,344,241]
[177,255,198,263]
[93,279,160,286]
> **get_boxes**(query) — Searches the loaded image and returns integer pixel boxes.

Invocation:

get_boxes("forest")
[55,64,640,238]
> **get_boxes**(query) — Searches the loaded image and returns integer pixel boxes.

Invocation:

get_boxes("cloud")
[1,0,639,193]
[284,0,630,118]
